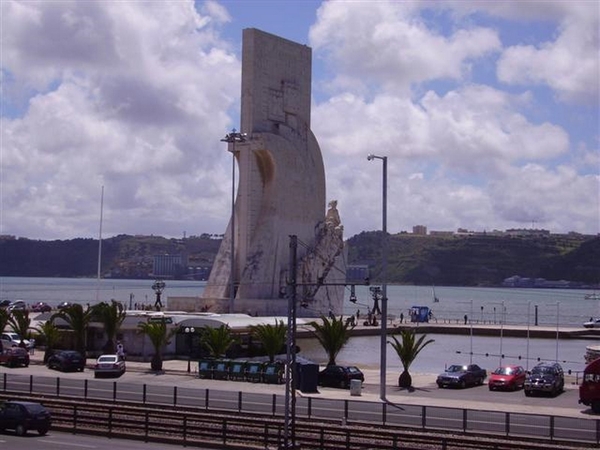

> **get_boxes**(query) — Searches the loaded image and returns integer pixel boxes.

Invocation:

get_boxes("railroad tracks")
[0,393,593,450]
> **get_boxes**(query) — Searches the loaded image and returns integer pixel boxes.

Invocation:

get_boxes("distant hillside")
[1,232,598,287]
[346,232,599,287]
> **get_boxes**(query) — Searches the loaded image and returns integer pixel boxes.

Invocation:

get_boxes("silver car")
[93,354,126,378]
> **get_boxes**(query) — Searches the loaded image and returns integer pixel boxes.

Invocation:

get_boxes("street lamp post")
[221,129,247,313]
[367,153,388,401]
[151,279,166,311]
[185,327,195,373]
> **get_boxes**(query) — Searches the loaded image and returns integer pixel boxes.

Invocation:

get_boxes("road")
[0,430,206,450]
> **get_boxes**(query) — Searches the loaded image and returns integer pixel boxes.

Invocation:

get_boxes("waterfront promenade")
[298,319,600,340]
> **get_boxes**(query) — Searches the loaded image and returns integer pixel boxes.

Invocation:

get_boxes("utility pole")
[283,235,298,449]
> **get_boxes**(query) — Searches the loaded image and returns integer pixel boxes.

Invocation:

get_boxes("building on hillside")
[153,254,187,278]
[413,225,427,235]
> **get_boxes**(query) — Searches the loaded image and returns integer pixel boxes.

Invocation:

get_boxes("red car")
[488,365,526,391]
[31,302,52,313]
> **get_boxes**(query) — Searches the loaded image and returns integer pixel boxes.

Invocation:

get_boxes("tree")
[91,300,126,353]
[7,310,31,347]
[308,315,354,366]
[137,319,176,371]
[249,320,287,363]
[389,329,435,389]
[51,304,93,358]
[34,321,61,363]
[0,309,10,337]
[200,325,235,359]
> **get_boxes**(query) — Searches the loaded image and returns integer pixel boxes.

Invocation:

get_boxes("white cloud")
[310,0,501,92]
[1,0,240,239]
[1,0,597,241]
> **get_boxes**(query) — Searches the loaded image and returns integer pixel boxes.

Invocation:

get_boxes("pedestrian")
[464,314,468,325]
[116,341,125,360]
[400,312,404,323]
[29,338,35,355]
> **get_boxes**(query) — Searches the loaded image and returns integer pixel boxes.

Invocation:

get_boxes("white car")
[583,318,600,329]
[93,354,126,378]
[1,332,31,349]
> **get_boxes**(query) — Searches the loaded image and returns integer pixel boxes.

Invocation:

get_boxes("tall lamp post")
[185,327,195,373]
[367,153,388,401]
[221,129,247,313]
[152,279,166,311]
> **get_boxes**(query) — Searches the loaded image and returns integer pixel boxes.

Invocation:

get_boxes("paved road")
[1,351,591,420]
[0,429,205,450]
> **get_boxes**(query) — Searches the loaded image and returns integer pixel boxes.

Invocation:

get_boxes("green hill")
[0,232,598,287]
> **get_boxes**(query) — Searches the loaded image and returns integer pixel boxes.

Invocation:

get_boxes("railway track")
[0,393,593,450]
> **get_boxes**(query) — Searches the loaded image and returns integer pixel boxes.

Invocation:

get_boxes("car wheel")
[592,401,600,414]
[488,385,493,391]
[338,380,345,389]
[94,372,99,379]
[459,380,466,389]
[524,389,531,397]
[38,428,49,436]
[15,424,26,436]
[478,377,484,386]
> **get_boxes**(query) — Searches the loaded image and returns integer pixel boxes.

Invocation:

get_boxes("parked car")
[318,365,364,389]
[0,400,51,436]
[0,300,11,308]
[93,354,126,378]
[583,318,600,329]
[7,300,27,312]
[437,364,487,389]
[488,365,526,391]
[579,358,600,413]
[30,302,52,313]
[57,301,72,310]
[1,332,31,350]
[47,350,85,372]
[0,347,30,368]
[524,362,564,397]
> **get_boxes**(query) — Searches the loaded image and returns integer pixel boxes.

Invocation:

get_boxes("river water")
[1,277,597,375]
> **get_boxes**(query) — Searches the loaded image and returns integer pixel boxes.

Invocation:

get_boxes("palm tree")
[200,325,235,359]
[137,319,176,371]
[308,315,354,366]
[34,321,61,363]
[0,309,9,336]
[249,320,287,363]
[7,310,31,347]
[91,300,126,353]
[389,329,435,389]
[51,303,93,358]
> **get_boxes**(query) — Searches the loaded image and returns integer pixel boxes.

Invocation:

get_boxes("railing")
[1,372,598,446]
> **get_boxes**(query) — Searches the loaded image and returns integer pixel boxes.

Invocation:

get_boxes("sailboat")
[432,285,440,303]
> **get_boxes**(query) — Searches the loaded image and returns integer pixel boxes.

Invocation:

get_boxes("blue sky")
[1,0,598,240]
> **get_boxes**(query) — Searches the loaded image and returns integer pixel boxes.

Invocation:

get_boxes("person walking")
[116,341,125,360]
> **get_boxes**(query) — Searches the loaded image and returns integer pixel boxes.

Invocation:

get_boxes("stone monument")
[201,29,346,317]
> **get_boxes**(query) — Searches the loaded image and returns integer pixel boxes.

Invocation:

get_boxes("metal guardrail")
[0,372,598,447]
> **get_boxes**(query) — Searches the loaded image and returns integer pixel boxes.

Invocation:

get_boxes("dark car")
[0,347,30,368]
[488,365,526,391]
[31,302,52,313]
[57,301,72,310]
[0,300,11,308]
[47,350,85,372]
[318,365,364,389]
[437,364,487,389]
[524,362,564,397]
[0,400,51,436]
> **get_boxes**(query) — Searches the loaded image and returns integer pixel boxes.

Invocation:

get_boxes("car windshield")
[23,403,46,414]
[532,366,553,375]
[494,367,514,375]
[447,365,466,372]
[98,356,117,363]
[347,367,360,374]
